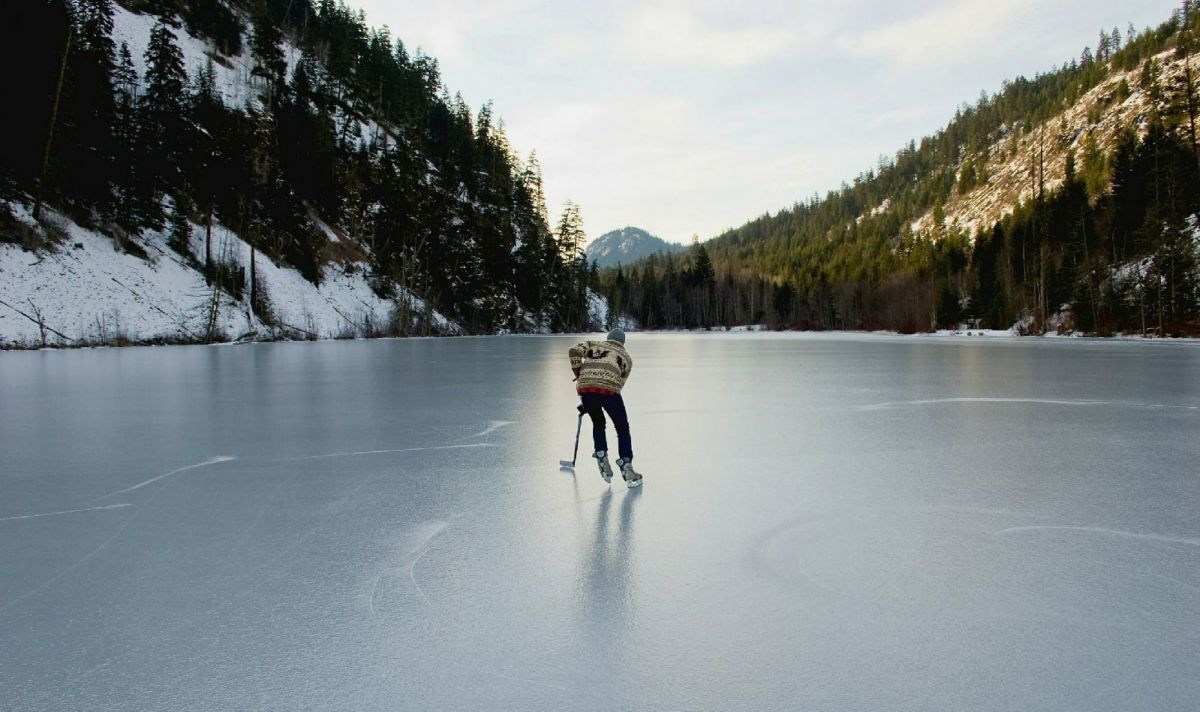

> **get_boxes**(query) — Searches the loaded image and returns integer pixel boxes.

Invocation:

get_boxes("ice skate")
[593,451,613,483]
[617,458,642,488]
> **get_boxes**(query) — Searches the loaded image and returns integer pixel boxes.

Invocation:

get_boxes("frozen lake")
[2,333,1198,711]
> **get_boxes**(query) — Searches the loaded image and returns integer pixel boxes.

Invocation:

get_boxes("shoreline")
[6,324,1199,352]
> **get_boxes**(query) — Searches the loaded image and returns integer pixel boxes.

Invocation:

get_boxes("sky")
[351,0,1180,245]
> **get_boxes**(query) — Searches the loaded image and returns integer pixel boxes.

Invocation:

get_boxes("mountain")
[1,0,600,347]
[599,9,1200,336]
[585,227,684,268]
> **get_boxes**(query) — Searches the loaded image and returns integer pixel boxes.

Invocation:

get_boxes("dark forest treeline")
[2,0,597,335]
[601,5,1200,336]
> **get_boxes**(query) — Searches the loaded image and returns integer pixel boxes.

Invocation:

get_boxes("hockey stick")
[559,404,587,469]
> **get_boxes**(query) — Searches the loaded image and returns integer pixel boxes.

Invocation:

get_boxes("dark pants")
[580,392,632,461]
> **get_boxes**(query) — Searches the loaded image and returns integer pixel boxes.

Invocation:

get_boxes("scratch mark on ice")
[858,397,1109,411]
[469,420,514,438]
[0,503,133,522]
[995,526,1200,548]
[279,443,495,461]
[103,456,236,497]
[408,521,452,607]
[367,520,450,618]
[399,518,575,694]
[0,472,176,616]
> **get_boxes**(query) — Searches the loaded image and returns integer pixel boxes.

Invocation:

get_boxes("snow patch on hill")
[112,5,387,151]
[2,203,232,345]
[112,5,261,109]
[911,48,1185,240]
[587,289,608,328]
[0,202,458,347]
[0,7,463,348]
[586,226,684,268]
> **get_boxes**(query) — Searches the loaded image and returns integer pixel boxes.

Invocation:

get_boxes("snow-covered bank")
[617,324,1200,341]
[0,202,458,348]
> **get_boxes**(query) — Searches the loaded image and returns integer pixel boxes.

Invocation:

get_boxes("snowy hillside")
[910,47,1193,239]
[111,3,261,110]
[108,4,384,151]
[0,202,457,347]
[0,2,491,347]
[585,226,684,268]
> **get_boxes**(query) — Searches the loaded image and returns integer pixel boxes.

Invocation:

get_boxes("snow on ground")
[933,328,1020,337]
[190,221,384,339]
[587,289,608,328]
[112,5,388,152]
[0,204,240,346]
[0,202,458,347]
[112,5,257,109]
[311,213,342,244]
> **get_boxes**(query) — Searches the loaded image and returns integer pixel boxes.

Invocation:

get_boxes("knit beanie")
[606,328,626,344]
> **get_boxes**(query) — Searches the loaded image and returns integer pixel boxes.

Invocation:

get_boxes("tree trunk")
[205,206,213,285]
[250,246,258,322]
[1183,5,1200,173]
[33,28,73,222]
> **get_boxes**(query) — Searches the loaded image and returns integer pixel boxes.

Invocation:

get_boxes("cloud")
[620,5,801,69]
[837,0,1037,66]
[504,92,754,239]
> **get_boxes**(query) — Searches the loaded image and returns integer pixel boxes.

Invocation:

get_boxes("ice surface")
[1,333,1198,710]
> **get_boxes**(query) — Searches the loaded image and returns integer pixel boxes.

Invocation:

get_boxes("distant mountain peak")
[585,227,684,268]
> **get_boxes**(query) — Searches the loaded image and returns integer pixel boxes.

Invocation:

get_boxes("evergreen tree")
[139,19,189,226]
[524,151,549,220]
[168,196,191,254]
[182,0,243,55]
[1176,0,1200,171]
[66,0,118,214]
[553,201,589,329]
[189,57,226,275]
[691,242,716,287]
[111,42,140,233]
[512,152,554,320]
[555,200,585,263]
[142,0,183,27]
[250,0,286,93]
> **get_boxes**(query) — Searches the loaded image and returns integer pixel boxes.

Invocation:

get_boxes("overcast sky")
[351,0,1179,245]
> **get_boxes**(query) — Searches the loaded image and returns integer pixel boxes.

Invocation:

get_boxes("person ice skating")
[569,329,641,487]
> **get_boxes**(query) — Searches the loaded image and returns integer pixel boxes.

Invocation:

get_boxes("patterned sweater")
[568,340,633,394]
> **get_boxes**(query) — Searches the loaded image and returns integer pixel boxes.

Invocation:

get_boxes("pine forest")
[2,0,598,340]
[597,8,1200,337]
